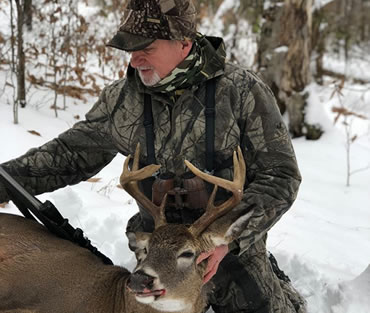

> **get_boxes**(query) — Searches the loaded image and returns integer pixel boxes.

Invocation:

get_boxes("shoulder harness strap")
[143,79,216,170]
[205,79,216,173]
[144,93,157,165]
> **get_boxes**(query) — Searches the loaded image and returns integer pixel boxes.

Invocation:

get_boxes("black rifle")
[0,166,113,265]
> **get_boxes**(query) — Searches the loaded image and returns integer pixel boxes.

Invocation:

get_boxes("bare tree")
[257,0,323,139]
[24,0,32,30]
[14,0,26,112]
[49,2,61,118]
[331,81,370,186]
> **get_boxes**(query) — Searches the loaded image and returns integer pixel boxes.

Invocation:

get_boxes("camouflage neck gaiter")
[147,41,205,94]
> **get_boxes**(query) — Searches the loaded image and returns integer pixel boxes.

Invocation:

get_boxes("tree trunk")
[24,0,32,31]
[280,0,312,94]
[15,0,26,110]
[10,0,16,73]
[280,0,312,137]
[257,0,322,139]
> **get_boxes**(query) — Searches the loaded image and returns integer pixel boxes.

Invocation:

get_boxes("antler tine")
[185,146,246,237]
[132,142,140,171]
[120,143,167,228]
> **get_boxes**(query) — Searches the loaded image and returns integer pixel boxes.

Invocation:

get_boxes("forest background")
[0,0,370,312]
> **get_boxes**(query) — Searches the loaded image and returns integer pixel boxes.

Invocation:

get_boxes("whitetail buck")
[0,144,246,313]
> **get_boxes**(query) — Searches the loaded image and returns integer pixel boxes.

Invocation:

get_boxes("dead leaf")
[74,115,80,120]
[0,202,8,208]
[332,106,368,120]
[332,107,347,115]
[28,130,42,137]
[116,184,123,189]
[50,104,63,110]
[87,177,102,183]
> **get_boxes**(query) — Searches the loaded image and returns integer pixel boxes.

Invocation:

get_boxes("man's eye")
[178,251,195,258]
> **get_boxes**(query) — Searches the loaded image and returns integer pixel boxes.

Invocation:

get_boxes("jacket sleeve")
[219,79,302,254]
[0,86,118,200]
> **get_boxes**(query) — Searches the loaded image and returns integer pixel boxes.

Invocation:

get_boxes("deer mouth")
[136,288,166,298]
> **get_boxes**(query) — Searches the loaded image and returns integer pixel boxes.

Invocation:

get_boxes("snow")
[1,73,369,312]
[0,1,370,312]
[313,0,336,10]
[274,46,289,53]
[323,50,370,82]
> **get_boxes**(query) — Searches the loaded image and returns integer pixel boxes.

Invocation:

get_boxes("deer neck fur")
[0,214,210,313]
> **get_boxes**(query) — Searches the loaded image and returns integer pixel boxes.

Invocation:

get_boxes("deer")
[0,144,246,313]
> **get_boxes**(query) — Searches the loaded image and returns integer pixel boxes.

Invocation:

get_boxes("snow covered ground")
[1,42,370,313]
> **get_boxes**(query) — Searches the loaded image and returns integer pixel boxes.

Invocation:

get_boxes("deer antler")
[185,146,246,237]
[120,143,167,228]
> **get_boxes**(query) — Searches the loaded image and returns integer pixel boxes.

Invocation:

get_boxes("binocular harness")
[151,172,210,225]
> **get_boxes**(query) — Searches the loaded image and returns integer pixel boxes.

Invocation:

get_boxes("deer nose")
[128,270,155,292]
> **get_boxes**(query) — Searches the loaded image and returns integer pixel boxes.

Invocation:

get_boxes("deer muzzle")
[127,270,166,298]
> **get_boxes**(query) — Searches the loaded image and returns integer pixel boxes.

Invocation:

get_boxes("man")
[0,0,306,312]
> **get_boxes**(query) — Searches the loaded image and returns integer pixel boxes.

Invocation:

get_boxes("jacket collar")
[127,35,226,95]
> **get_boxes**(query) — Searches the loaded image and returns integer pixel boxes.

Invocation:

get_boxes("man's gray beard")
[138,68,161,86]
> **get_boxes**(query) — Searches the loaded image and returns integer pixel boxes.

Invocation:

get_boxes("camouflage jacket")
[0,36,301,254]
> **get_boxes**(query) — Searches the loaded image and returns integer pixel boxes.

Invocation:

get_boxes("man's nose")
[130,51,144,68]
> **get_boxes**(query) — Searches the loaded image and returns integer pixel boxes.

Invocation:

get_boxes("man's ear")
[181,40,193,57]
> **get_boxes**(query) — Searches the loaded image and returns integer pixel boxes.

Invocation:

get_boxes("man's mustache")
[137,66,154,71]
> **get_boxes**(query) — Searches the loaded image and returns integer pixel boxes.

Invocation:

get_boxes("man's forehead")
[146,40,160,49]
[138,39,173,51]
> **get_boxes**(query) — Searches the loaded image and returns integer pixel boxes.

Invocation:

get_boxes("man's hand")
[196,244,228,284]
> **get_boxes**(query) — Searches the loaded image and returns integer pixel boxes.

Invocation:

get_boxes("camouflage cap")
[107,0,197,52]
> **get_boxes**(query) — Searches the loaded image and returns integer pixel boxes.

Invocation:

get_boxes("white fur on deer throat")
[134,294,192,312]
[151,298,192,312]
[135,294,157,304]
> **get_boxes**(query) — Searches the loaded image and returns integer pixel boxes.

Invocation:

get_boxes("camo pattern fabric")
[146,33,225,94]
[148,37,205,93]
[209,236,307,313]
[119,0,197,40]
[0,35,301,253]
[0,35,304,312]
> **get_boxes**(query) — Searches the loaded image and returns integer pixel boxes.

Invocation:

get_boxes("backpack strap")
[143,79,216,171]
[143,93,157,165]
[205,79,216,173]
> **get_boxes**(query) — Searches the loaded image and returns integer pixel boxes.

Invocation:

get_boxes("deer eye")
[178,251,195,259]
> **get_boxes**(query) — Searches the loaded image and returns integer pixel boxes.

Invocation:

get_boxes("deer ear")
[201,225,229,247]
[126,231,151,252]
[200,210,253,247]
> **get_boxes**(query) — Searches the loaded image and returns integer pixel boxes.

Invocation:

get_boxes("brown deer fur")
[0,213,209,313]
[0,146,245,313]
